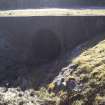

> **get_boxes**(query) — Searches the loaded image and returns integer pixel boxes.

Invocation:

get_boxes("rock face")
[0,87,56,105]
[0,17,105,89]
[0,31,17,82]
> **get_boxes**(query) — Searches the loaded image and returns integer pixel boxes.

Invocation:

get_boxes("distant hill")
[50,0,105,6]
[0,0,105,10]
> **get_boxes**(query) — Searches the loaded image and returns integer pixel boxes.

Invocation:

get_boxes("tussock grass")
[69,35,105,104]
[0,9,105,16]
[36,35,105,105]
[36,87,60,105]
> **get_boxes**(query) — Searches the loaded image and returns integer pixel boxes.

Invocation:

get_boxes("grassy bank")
[35,34,105,105]
[0,9,105,16]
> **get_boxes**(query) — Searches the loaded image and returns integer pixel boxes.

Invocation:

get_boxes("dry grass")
[72,38,105,75]
[40,34,105,105]
[35,87,61,105]
[29,35,105,105]
[69,35,105,104]
[0,8,105,16]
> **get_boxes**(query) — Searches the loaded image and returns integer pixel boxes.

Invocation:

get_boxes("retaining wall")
[0,16,105,65]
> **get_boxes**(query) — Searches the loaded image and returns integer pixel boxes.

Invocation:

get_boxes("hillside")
[0,0,105,10]
[0,33,105,105]
[39,34,105,105]
[67,35,105,105]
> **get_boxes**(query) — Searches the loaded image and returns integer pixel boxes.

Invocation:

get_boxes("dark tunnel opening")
[31,29,62,65]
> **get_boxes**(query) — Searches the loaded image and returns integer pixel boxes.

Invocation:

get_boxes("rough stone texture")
[0,17,105,105]
[0,87,56,105]
[0,31,18,82]
[0,17,105,65]
[0,17,105,85]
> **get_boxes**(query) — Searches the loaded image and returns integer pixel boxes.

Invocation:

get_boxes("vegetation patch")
[43,34,105,105]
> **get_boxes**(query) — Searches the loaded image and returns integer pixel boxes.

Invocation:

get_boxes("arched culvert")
[32,29,62,64]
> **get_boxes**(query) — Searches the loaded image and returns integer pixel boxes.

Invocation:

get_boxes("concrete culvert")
[32,29,61,64]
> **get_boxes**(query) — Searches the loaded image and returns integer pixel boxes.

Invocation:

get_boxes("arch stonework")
[0,17,104,65]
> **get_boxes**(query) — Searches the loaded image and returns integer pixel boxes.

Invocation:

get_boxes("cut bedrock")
[0,17,105,65]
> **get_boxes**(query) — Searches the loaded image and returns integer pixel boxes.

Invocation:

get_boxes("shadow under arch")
[31,29,62,65]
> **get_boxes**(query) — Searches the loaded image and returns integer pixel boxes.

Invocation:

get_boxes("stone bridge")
[0,16,105,65]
